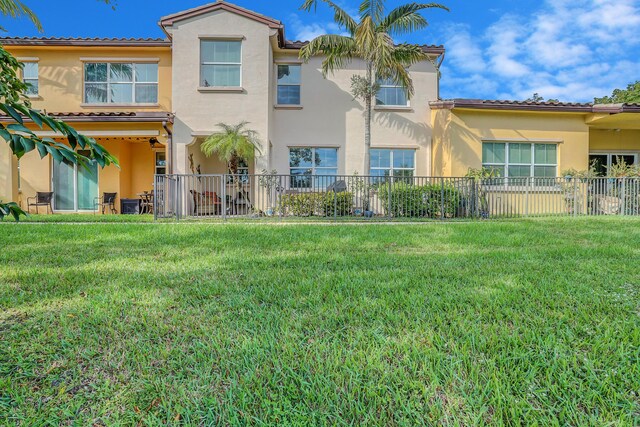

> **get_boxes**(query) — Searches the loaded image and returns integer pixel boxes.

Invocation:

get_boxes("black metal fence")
[153,174,640,221]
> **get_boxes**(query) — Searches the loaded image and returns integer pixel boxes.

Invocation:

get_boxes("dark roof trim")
[0,37,171,47]
[283,40,445,55]
[431,99,594,113]
[0,111,174,123]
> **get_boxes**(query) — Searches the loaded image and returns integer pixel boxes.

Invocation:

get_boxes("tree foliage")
[525,93,560,103]
[0,0,118,220]
[201,122,262,175]
[594,81,640,104]
[299,0,447,174]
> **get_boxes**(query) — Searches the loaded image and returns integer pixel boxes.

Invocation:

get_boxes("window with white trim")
[201,40,242,87]
[289,147,338,188]
[370,149,415,178]
[277,64,301,105]
[23,62,39,96]
[482,142,557,179]
[84,62,158,104]
[375,77,408,106]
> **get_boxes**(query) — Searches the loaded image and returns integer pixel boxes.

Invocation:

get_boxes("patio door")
[52,150,98,211]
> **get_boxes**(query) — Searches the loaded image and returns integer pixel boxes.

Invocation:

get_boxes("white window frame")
[589,152,638,175]
[289,147,339,189]
[482,142,558,180]
[370,149,416,177]
[155,152,166,176]
[22,61,39,97]
[200,40,243,88]
[375,78,410,107]
[83,62,158,105]
[276,64,302,106]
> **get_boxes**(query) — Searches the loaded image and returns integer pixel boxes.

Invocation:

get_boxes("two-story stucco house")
[1,0,639,214]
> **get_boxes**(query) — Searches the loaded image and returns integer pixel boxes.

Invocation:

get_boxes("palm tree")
[0,0,40,31]
[299,0,448,175]
[201,121,262,177]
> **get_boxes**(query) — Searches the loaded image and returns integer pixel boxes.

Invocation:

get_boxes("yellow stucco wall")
[0,142,18,203]
[589,129,640,153]
[431,109,591,176]
[5,45,172,113]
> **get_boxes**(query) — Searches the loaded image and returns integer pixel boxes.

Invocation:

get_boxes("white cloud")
[288,14,349,41]
[439,0,640,102]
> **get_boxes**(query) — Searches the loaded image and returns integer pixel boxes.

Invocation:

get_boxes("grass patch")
[1,218,639,425]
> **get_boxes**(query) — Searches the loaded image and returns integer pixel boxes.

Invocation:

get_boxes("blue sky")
[3,0,639,102]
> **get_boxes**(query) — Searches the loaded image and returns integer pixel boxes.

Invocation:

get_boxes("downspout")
[162,119,173,174]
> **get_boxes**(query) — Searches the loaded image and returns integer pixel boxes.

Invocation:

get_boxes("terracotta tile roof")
[0,37,171,47]
[283,40,445,55]
[0,111,173,122]
[430,99,640,114]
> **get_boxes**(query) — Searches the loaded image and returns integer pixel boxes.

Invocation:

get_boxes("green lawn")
[1,219,639,426]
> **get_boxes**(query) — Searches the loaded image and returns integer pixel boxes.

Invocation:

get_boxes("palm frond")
[359,0,385,24]
[390,43,429,67]
[380,3,448,34]
[201,122,262,165]
[300,34,357,74]
[0,0,41,31]
[300,0,358,34]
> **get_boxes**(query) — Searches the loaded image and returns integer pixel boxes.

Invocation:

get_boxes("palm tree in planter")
[300,0,447,175]
[201,122,262,213]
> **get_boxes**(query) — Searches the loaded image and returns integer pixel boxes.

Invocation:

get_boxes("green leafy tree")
[0,0,118,220]
[594,81,640,104]
[201,121,262,177]
[299,0,448,175]
[525,93,560,103]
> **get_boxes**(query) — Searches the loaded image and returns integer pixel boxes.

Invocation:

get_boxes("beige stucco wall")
[167,8,438,177]
[167,9,273,175]
[5,46,172,113]
[432,109,591,176]
[270,54,437,176]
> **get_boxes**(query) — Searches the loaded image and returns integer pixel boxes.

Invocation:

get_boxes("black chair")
[95,192,118,214]
[27,192,54,214]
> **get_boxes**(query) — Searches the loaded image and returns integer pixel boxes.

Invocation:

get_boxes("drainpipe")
[162,120,173,174]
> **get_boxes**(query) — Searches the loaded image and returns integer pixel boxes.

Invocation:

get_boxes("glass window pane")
[535,144,557,165]
[277,65,301,84]
[589,155,607,176]
[135,63,158,82]
[483,143,505,164]
[23,62,38,79]
[77,160,98,210]
[53,159,75,211]
[289,148,313,167]
[612,155,636,167]
[509,143,531,164]
[315,148,338,167]
[110,63,133,82]
[277,85,300,105]
[290,169,312,188]
[85,63,107,82]
[482,165,505,177]
[110,83,133,103]
[508,165,531,177]
[201,64,240,87]
[371,149,391,169]
[135,83,158,103]
[393,150,414,169]
[394,169,414,178]
[85,83,108,103]
[25,79,38,95]
[534,166,556,178]
[202,40,241,63]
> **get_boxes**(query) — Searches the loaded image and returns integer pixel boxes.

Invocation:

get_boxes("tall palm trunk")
[364,62,373,176]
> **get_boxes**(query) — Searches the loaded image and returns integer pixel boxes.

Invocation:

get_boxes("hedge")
[279,192,354,217]
[377,182,462,218]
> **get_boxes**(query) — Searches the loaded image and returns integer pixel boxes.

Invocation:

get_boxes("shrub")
[378,182,462,218]
[279,192,355,217]
[320,192,354,216]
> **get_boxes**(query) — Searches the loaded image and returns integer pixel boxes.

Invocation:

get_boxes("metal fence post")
[334,186,337,220]
[621,177,626,216]
[440,177,445,220]
[524,177,529,217]
[387,176,392,220]
[573,178,578,217]
[222,174,227,222]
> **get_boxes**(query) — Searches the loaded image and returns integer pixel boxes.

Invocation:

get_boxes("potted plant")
[259,169,280,216]
[349,172,374,218]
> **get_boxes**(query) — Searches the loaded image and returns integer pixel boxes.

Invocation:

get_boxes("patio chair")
[95,192,118,214]
[191,190,222,216]
[27,192,54,214]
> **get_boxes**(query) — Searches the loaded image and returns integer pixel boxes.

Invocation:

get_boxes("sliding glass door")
[52,151,98,211]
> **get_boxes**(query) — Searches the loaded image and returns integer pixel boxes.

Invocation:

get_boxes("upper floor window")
[482,142,557,178]
[277,64,301,105]
[376,77,408,106]
[23,62,39,96]
[289,147,338,188]
[84,62,158,104]
[370,149,416,178]
[201,40,242,87]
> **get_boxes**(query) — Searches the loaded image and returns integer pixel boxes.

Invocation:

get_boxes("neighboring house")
[0,0,639,213]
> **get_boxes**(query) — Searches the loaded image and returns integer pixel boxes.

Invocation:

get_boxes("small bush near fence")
[378,183,463,218]
[279,192,354,217]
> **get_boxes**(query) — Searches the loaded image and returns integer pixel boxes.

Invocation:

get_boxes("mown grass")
[0,218,639,426]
